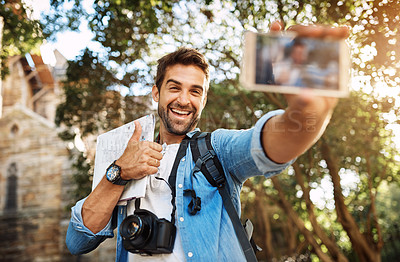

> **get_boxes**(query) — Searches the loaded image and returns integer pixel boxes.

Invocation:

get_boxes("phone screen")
[241,32,349,97]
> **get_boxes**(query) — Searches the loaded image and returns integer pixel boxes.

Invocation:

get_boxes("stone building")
[0,51,71,261]
[0,52,116,261]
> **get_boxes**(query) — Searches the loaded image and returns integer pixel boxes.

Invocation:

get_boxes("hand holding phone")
[240,25,350,97]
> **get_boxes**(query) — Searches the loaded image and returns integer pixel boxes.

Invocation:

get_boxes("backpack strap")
[190,132,258,262]
[190,132,225,188]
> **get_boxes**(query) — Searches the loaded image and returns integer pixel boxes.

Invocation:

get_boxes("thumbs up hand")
[115,121,163,180]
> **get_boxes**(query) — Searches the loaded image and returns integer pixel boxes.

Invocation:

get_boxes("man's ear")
[202,94,207,108]
[152,85,159,102]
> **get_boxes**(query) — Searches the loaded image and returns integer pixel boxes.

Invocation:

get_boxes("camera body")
[120,209,176,255]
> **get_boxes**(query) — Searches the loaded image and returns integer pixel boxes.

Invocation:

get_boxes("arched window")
[10,124,19,136]
[5,163,18,211]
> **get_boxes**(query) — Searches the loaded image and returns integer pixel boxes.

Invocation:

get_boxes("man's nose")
[177,90,190,106]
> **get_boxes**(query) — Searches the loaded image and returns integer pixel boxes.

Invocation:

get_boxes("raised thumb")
[129,121,142,142]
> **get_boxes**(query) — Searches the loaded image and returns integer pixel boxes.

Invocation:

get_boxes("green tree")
[42,1,400,261]
[0,0,43,78]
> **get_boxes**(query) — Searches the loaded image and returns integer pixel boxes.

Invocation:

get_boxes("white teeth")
[171,108,190,115]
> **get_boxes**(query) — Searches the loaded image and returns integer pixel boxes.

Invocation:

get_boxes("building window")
[10,124,19,137]
[5,163,18,211]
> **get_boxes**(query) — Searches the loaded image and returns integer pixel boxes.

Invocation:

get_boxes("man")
[66,23,349,261]
[274,38,309,87]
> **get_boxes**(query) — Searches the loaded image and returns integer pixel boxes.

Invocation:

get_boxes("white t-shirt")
[127,143,185,262]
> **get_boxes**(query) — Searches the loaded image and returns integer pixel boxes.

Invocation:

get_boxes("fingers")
[287,24,349,39]
[269,20,350,40]
[146,147,163,166]
[285,90,338,114]
[129,121,143,142]
[148,140,163,152]
[135,153,161,179]
[147,158,161,168]
[117,132,164,179]
[270,21,284,32]
[149,148,163,161]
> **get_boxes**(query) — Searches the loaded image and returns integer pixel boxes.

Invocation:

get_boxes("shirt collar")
[186,128,201,138]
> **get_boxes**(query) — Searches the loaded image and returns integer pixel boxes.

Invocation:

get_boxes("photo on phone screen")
[240,31,350,97]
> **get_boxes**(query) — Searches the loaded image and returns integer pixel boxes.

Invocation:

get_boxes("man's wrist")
[105,160,130,186]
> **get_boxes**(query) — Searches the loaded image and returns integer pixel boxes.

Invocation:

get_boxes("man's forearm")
[262,100,334,164]
[82,175,125,234]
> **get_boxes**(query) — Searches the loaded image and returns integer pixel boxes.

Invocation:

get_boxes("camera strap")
[189,132,258,262]
[168,135,191,224]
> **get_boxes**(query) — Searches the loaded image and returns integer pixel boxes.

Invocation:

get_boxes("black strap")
[190,132,225,187]
[190,132,258,262]
[218,186,258,261]
[135,197,141,210]
[168,136,191,224]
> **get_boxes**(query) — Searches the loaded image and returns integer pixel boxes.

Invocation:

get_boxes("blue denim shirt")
[66,110,293,261]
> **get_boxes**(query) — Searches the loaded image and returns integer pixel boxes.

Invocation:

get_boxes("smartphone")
[240,31,350,97]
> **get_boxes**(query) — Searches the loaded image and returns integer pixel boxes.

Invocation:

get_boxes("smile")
[170,108,191,116]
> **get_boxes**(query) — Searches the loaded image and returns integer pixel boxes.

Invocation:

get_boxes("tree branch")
[321,140,380,262]
[292,162,348,262]
[271,176,334,262]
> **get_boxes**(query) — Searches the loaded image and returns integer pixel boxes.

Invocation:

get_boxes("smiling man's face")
[152,64,208,137]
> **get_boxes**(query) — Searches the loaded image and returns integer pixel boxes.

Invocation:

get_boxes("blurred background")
[0,0,399,261]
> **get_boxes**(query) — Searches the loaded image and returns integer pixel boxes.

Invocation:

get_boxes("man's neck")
[158,126,189,145]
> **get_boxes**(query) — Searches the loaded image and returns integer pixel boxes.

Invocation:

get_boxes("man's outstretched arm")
[262,23,349,164]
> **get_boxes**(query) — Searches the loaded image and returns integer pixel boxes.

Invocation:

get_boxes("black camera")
[119,209,176,255]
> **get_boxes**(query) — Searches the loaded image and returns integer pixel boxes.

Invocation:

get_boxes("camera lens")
[120,214,152,247]
[127,217,141,236]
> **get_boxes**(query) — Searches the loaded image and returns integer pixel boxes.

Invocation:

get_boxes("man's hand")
[262,22,349,164]
[270,21,349,38]
[271,21,349,117]
[270,20,349,112]
[116,121,163,180]
[82,121,163,233]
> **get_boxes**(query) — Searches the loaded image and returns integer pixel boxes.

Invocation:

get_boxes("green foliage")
[377,182,400,261]
[0,0,43,78]
[376,181,400,233]
[42,0,86,39]
[43,0,176,89]
[348,0,400,88]
[199,79,281,131]
[55,48,119,136]
[295,91,399,252]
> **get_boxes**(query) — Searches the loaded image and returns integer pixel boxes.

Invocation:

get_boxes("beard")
[158,101,200,136]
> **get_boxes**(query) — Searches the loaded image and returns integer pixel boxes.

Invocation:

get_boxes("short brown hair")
[155,47,210,92]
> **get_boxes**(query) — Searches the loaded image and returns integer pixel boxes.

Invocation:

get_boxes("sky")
[26,0,95,63]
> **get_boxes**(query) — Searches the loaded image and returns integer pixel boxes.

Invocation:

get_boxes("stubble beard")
[158,102,200,136]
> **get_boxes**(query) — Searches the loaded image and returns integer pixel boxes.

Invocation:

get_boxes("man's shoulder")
[210,128,253,139]
[209,128,254,158]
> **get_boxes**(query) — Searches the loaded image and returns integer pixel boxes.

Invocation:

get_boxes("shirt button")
[178,184,183,188]
[181,158,185,162]
[188,252,193,257]
[179,217,184,222]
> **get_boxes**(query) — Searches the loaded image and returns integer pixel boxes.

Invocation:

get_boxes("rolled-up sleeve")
[251,109,295,177]
[66,197,115,255]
